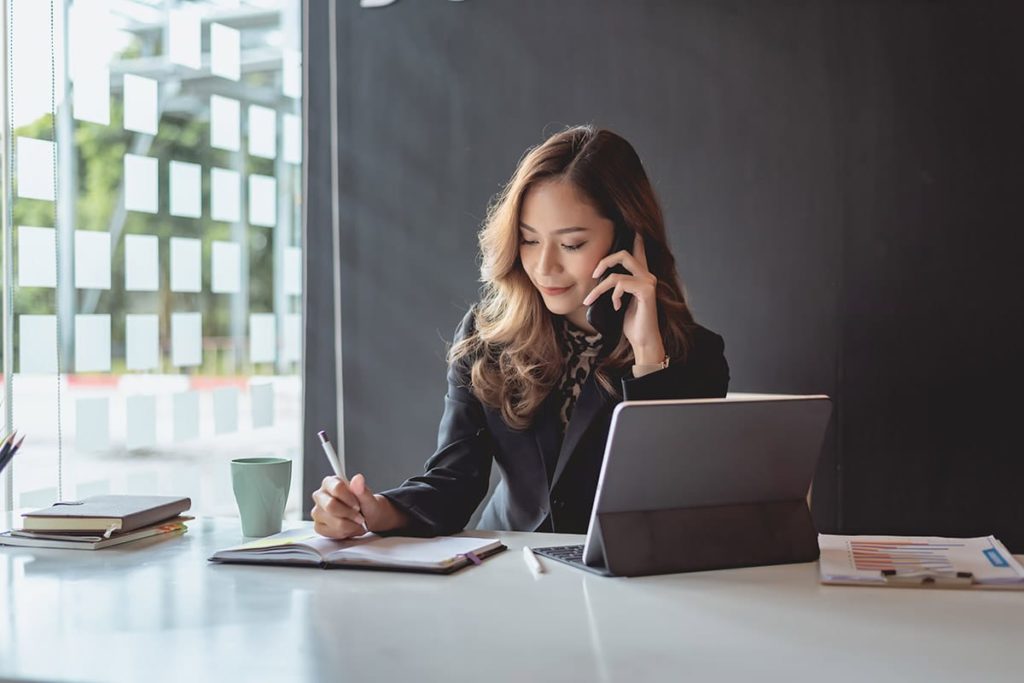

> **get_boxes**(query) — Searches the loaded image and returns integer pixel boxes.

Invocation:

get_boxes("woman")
[312,125,729,539]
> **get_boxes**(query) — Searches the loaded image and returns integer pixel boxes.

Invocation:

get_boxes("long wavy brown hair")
[449,125,695,430]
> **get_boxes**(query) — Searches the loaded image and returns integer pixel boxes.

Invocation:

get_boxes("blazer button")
[552,499,565,510]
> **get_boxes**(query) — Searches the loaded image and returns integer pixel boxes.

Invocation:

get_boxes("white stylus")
[317,430,347,483]
[523,546,545,579]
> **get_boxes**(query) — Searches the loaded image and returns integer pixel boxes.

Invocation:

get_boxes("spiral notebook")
[209,527,506,574]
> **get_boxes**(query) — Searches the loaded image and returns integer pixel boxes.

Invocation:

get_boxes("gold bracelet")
[635,355,670,372]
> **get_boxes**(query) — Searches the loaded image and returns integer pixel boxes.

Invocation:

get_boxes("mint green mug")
[231,457,292,537]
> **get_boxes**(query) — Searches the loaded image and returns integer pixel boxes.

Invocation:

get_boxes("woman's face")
[519,179,615,330]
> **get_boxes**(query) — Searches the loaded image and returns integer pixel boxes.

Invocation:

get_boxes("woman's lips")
[540,285,572,296]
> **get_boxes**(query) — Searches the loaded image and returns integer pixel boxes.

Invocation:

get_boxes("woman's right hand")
[311,474,408,539]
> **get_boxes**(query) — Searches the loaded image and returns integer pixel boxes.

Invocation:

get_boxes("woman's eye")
[518,238,586,251]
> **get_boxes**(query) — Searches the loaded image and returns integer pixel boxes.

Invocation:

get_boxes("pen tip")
[317,430,328,442]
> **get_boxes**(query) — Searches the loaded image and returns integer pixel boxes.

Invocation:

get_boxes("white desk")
[1,518,1022,683]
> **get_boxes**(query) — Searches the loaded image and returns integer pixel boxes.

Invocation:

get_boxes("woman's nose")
[536,243,561,275]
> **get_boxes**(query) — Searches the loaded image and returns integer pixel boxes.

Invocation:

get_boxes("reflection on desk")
[1,518,1023,683]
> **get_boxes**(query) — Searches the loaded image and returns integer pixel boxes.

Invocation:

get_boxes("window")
[2,0,304,518]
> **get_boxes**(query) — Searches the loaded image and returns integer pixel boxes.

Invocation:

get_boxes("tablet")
[538,395,833,577]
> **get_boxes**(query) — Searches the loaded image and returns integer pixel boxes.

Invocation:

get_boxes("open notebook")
[209,528,506,574]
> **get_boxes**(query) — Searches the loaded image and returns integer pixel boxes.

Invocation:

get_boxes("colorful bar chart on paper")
[818,534,1024,587]
[848,539,962,572]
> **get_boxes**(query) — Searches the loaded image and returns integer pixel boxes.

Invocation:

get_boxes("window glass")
[4,0,304,517]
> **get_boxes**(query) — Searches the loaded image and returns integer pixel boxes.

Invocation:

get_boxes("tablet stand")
[596,499,819,577]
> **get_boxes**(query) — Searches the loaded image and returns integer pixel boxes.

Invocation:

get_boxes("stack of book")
[0,494,192,550]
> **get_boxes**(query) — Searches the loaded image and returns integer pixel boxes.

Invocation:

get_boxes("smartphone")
[585,224,635,339]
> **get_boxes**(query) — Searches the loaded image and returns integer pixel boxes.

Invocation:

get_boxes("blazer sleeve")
[377,308,494,537]
[620,324,730,401]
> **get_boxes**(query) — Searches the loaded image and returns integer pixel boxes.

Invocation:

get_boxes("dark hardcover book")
[20,495,192,533]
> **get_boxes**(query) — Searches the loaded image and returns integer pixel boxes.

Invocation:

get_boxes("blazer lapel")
[549,372,613,491]
[532,387,562,487]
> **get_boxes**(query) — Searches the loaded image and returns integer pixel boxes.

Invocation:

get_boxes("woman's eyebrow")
[519,222,589,235]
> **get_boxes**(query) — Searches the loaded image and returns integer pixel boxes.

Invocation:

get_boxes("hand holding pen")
[310,430,409,539]
[0,431,25,475]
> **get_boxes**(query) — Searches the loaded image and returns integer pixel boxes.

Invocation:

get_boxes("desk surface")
[2,518,1023,683]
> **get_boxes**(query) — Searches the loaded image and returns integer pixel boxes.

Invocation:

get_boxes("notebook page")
[326,535,501,569]
[216,528,334,562]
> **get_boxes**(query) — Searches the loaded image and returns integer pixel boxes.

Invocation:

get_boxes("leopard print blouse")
[556,319,603,431]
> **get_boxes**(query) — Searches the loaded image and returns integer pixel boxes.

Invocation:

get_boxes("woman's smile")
[539,284,573,296]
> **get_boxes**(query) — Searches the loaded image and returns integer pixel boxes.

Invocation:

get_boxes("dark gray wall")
[834,3,1024,543]
[305,1,1024,550]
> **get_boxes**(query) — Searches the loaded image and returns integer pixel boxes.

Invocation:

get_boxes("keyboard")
[533,544,613,576]
[534,544,586,563]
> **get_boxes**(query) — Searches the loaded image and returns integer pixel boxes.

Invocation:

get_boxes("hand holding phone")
[585,225,635,338]
[583,229,666,364]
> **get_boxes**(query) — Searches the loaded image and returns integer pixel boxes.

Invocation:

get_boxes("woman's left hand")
[582,232,666,364]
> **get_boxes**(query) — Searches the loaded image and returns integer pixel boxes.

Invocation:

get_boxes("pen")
[318,430,365,532]
[523,546,544,578]
[317,430,347,482]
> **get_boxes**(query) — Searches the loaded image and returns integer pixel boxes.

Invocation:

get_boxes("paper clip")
[881,569,975,588]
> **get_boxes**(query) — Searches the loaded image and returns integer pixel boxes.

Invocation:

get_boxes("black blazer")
[380,307,730,536]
